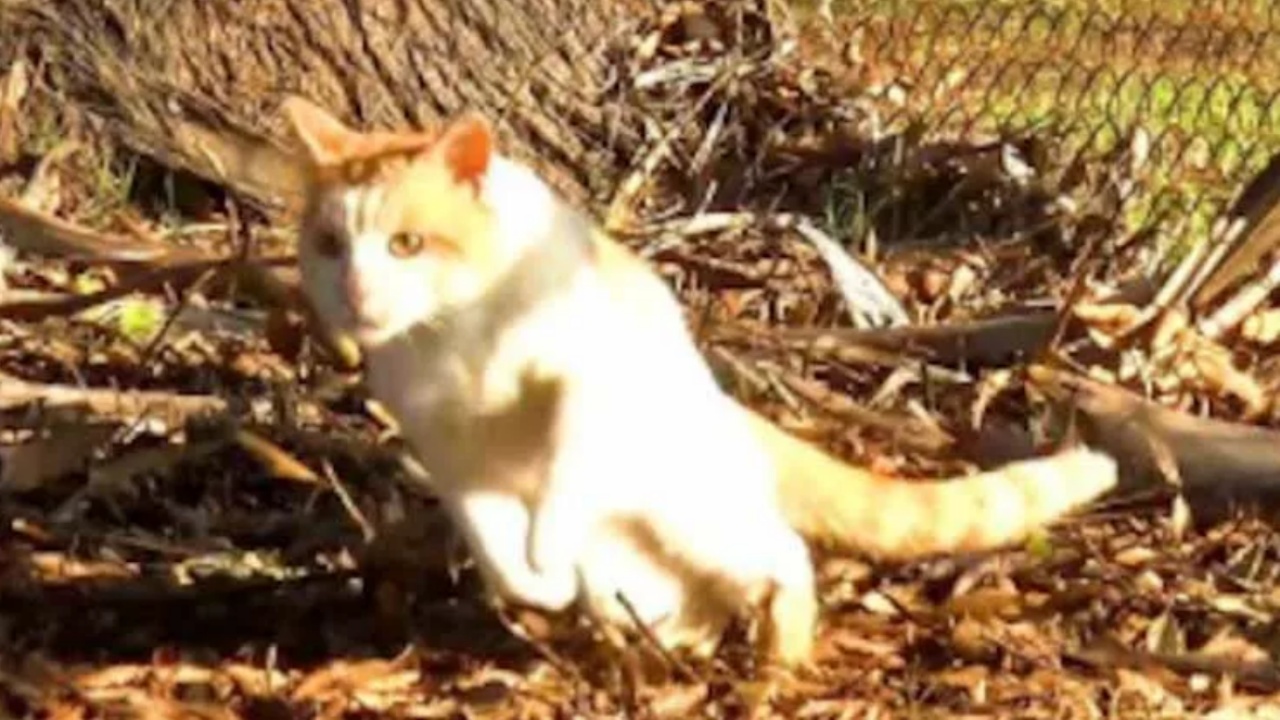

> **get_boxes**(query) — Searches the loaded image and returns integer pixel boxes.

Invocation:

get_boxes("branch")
[0,373,228,425]
[1030,364,1280,502]
[0,196,206,265]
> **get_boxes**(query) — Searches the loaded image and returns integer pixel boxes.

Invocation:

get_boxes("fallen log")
[1031,365,1280,512]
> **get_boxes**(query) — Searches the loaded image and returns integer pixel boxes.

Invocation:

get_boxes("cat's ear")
[435,112,493,188]
[281,95,355,166]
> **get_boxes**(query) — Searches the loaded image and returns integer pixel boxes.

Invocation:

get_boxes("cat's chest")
[364,343,464,421]
[361,326,569,491]
[364,343,500,429]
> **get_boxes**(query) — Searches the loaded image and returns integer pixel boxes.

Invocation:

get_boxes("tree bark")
[3,0,643,214]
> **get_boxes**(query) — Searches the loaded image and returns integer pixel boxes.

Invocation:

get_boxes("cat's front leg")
[528,485,594,594]
[527,430,601,604]
[449,488,579,611]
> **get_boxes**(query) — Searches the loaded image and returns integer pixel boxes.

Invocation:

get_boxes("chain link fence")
[802,0,1280,259]
[7,0,1280,318]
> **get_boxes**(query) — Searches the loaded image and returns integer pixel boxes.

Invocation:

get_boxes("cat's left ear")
[435,111,493,189]
[281,95,356,166]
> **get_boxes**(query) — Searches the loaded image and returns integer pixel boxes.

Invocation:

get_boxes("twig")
[779,373,955,453]
[710,321,973,384]
[1198,253,1280,340]
[614,590,702,684]
[321,459,375,543]
[1194,151,1280,309]
[630,209,908,328]
[132,264,221,361]
[604,66,736,234]
[1112,217,1246,348]
[495,605,587,686]
[786,216,909,329]
[0,372,227,424]
[1183,216,1249,310]
[773,312,1058,367]
[1042,206,1108,356]
[0,255,294,322]
[0,567,360,608]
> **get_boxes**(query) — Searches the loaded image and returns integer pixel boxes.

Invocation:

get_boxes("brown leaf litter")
[2,0,1280,717]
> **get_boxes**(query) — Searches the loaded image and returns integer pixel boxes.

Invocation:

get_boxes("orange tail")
[745,407,1118,562]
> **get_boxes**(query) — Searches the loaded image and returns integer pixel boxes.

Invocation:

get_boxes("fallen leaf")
[1241,308,1280,346]
[1199,629,1272,665]
[1145,610,1186,656]
[646,683,709,719]
[859,590,900,617]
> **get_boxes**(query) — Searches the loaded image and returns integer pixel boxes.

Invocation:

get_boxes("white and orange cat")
[281,96,1118,666]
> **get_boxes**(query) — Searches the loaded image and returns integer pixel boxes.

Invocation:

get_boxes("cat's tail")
[745,407,1118,561]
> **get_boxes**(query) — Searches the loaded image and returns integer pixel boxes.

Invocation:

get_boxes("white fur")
[302,155,817,662]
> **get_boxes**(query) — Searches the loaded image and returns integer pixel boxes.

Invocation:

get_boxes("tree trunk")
[3,0,643,213]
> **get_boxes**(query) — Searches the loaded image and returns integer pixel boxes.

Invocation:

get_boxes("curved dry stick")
[0,196,206,265]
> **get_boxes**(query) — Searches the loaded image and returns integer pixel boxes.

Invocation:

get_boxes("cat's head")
[282,96,514,347]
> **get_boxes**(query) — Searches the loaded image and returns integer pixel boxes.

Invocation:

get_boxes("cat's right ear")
[433,111,493,193]
[281,95,354,166]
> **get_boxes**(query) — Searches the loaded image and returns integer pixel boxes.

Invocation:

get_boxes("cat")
[282,96,1118,666]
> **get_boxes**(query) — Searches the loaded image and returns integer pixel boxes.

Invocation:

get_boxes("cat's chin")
[349,323,404,348]
[352,312,437,348]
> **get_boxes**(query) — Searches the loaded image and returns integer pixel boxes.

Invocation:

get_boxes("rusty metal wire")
[821,0,1280,253]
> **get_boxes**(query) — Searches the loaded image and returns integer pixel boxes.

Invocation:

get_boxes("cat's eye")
[313,230,344,258]
[388,231,428,258]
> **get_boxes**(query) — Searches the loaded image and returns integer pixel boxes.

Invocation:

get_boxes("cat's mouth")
[337,304,388,338]
[351,312,383,330]
[338,296,381,326]
[352,315,392,337]
[333,296,421,345]
[344,308,412,347]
